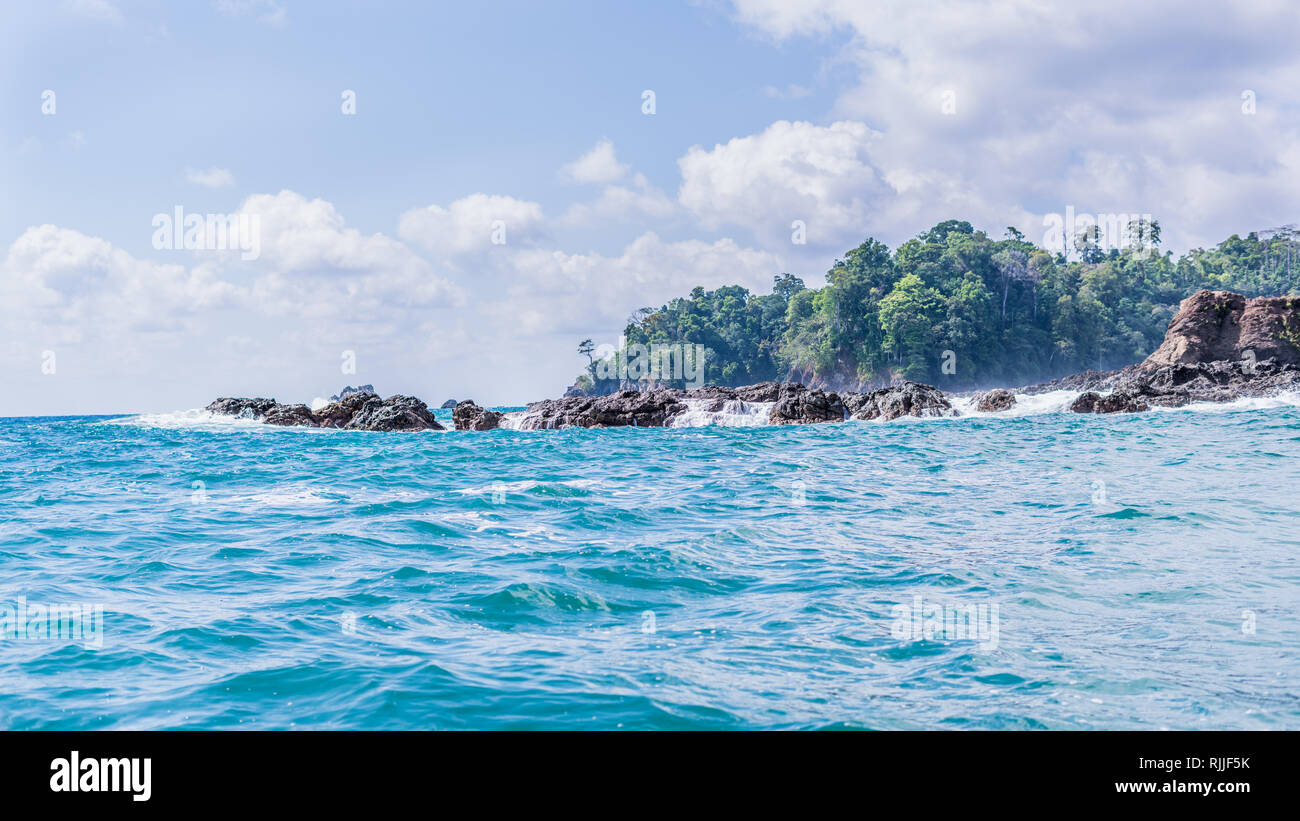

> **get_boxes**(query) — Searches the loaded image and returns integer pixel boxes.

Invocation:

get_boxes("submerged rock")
[452,400,503,431]
[974,388,1016,412]
[842,381,957,421]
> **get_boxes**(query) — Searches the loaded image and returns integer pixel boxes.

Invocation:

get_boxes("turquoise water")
[1,403,1298,729]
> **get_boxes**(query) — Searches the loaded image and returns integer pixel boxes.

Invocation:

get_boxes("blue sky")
[3,0,1299,414]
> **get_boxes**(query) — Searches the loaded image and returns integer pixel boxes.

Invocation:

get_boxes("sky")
[2,0,1299,415]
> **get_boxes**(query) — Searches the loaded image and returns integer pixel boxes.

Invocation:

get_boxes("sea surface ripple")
[1,402,1298,729]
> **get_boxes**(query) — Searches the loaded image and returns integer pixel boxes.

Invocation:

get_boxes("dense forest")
[573,220,1300,393]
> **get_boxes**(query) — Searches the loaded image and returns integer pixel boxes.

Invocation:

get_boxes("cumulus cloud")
[678,120,891,250]
[727,0,1300,252]
[398,193,545,259]
[559,139,630,185]
[559,173,677,227]
[492,232,781,335]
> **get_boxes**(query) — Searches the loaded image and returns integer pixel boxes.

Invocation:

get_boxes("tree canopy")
[579,221,1300,391]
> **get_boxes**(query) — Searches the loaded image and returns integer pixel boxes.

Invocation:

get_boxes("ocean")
[1,393,1298,729]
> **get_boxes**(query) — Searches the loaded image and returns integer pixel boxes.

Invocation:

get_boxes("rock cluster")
[1062,290,1300,414]
[206,387,444,431]
[843,381,958,421]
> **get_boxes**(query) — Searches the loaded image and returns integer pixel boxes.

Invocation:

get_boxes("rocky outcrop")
[768,384,845,425]
[344,394,444,431]
[439,399,457,409]
[1143,290,1300,369]
[208,389,444,431]
[512,389,687,430]
[1019,368,1119,395]
[452,400,503,431]
[330,384,376,402]
[1063,291,1300,414]
[1069,391,1149,414]
[842,381,957,421]
[205,397,278,418]
[974,388,1016,412]
[263,403,317,426]
[312,390,379,429]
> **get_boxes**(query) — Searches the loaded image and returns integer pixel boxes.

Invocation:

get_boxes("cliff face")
[1141,290,1300,370]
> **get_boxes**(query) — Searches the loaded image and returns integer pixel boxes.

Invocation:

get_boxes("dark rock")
[345,395,444,431]
[439,399,457,409]
[768,383,845,425]
[263,403,318,427]
[1069,391,1150,414]
[1018,369,1119,394]
[330,384,376,402]
[843,381,957,421]
[452,400,503,431]
[513,389,687,430]
[206,397,277,418]
[974,388,1016,412]
[312,391,377,429]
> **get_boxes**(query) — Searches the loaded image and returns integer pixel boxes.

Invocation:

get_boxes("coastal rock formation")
[312,390,379,429]
[331,384,376,402]
[344,394,444,431]
[767,383,845,425]
[1064,291,1300,414]
[1143,290,1300,369]
[439,399,457,409]
[512,389,687,430]
[1069,391,1149,414]
[263,403,317,427]
[452,400,503,431]
[842,381,957,421]
[205,397,278,418]
[208,389,444,431]
[1019,369,1118,395]
[974,389,1016,412]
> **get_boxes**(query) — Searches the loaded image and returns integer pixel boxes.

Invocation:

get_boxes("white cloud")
[493,232,781,335]
[727,0,1300,252]
[235,190,464,313]
[678,120,890,250]
[559,173,677,227]
[559,139,630,185]
[186,167,236,188]
[398,193,545,258]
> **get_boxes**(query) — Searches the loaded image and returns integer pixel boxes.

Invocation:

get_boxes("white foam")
[670,398,776,427]
[454,478,601,495]
[103,409,273,431]
[948,389,1083,418]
